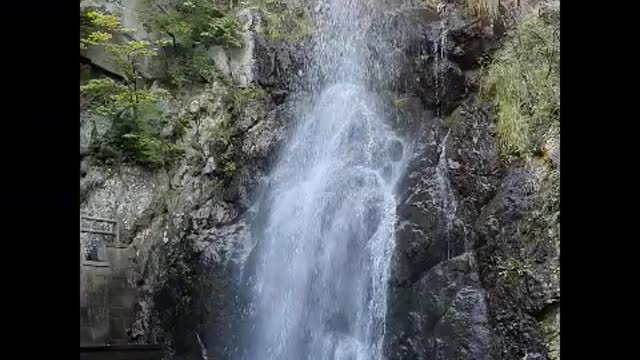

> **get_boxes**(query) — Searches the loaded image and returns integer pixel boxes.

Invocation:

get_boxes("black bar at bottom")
[80,345,162,352]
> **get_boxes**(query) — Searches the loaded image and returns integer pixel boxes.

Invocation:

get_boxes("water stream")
[243,1,408,358]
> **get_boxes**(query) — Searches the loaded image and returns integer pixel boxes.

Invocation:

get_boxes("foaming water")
[242,1,408,359]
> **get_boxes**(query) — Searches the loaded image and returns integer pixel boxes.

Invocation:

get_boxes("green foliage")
[446,107,462,129]
[393,98,408,109]
[227,86,267,111]
[81,11,168,78]
[424,0,519,19]
[207,85,268,178]
[81,11,121,49]
[471,0,526,19]
[423,0,510,19]
[85,11,121,30]
[423,0,438,9]
[165,46,217,88]
[215,115,235,146]
[207,15,244,48]
[81,78,185,167]
[480,11,559,160]
[81,9,169,83]
[142,0,243,87]
[81,10,185,168]
[493,256,533,279]
[223,160,237,177]
[416,54,431,64]
[144,0,242,49]
[81,78,168,117]
[247,0,312,40]
[524,167,560,249]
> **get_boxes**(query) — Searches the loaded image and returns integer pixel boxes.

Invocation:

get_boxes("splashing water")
[242,1,409,359]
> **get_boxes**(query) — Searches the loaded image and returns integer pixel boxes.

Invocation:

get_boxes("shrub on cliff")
[250,0,312,40]
[480,8,559,160]
[141,0,243,87]
[80,10,185,168]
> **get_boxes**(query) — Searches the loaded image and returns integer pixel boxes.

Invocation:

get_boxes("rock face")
[383,2,560,360]
[384,96,498,360]
[386,99,559,360]
[80,0,163,79]
[210,9,265,87]
[80,2,308,356]
[254,36,309,103]
[374,0,504,117]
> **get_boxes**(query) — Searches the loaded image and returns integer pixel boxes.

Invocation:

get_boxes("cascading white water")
[243,1,408,359]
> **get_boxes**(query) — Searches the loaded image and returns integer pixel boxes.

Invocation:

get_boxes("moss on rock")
[480,7,559,160]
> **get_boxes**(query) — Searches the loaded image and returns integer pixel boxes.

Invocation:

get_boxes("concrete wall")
[81,242,138,347]
[80,261,112,346]
[106,246,136,345]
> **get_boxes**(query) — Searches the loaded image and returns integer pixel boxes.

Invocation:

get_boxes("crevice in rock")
[533,300,559,322]
[80,54,125,82]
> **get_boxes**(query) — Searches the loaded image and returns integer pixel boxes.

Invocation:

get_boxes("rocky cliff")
[80,0,559,359]
[382,1,560,359]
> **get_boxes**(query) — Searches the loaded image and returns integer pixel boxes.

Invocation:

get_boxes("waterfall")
[241,1,408,359]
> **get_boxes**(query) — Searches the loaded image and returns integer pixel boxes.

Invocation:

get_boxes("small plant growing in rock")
[223,160,237,177]
[209,114,235,146]
[228,86,267,111]
[493,256,533,279]
[392,98,408,109]
[416,54,431,64]
[446,107,463,129]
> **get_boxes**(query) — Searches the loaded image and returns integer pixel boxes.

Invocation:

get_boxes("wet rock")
[390,118,465,285]
[388,74,558,360]
[430,286,493,360]
[445,6,502,70]
[446,99,502,224]
[254,35,309,94]
[191,200,238,231]
[471,160,558,359]
[387,139,404,162]
[385,253,493,360]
